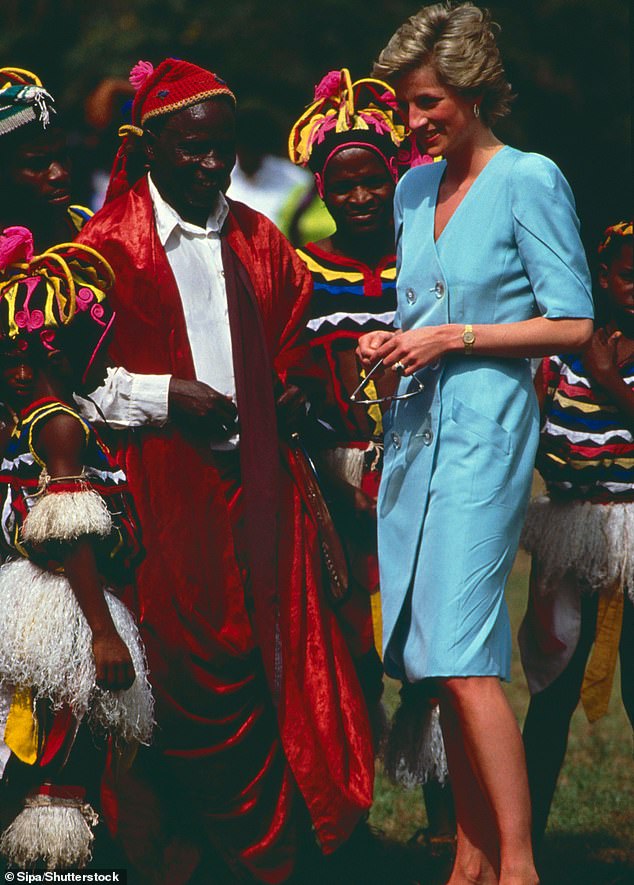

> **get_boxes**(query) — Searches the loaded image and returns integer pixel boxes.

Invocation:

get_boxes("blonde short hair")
[373,2,514,126]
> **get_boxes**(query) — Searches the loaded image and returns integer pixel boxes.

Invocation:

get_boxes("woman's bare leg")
[440,698,498,885]
[440,676,539,885]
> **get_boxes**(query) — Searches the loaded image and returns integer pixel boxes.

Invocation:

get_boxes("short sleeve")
[511,154,593,320]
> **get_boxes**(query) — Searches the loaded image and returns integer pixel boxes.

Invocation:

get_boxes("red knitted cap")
[130,58,235,128]
[104,58,236,203]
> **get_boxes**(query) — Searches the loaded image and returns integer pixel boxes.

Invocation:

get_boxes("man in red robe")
[76,59,373,884]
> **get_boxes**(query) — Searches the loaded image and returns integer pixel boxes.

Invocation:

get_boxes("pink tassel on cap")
[0,226,34,271]
[313,70,342,102]
[129,61,154,91]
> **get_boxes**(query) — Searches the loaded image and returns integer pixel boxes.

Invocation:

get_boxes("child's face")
[599,241,634,328]
[0,345,35,407]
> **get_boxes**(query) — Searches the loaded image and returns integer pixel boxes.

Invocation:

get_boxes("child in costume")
[0,226,153,870]
[520,220,634,848]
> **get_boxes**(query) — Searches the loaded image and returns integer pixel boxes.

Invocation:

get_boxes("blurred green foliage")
[1,0,630,250]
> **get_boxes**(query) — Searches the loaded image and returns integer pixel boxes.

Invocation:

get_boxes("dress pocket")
[451,397,511,455]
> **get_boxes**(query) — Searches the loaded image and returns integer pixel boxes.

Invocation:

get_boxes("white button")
[422,429,433,445]
[429,280,445,298]
[391,432,402,450]
[406,288,416,304]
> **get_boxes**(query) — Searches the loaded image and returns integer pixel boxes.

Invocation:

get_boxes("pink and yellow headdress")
[598,220,633,258]
[0,226,115,385]
[288,68,408,196]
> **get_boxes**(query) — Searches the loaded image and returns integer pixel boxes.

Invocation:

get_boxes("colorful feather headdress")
[0,226,115,385]
[0,68,55,137]
[288,68,415,193]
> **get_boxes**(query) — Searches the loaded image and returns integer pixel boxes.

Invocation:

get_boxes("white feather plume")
[384,698,449,787]
[0,796,98,870]
[21,489,112,544]
[521,498,634,600]
[0,558,153,744]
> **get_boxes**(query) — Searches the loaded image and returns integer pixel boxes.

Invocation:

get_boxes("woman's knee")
[439,675,501,710]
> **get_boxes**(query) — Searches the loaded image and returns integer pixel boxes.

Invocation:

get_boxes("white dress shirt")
[79,174,239,448]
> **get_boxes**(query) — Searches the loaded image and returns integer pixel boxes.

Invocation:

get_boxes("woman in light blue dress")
[358,4,594,884]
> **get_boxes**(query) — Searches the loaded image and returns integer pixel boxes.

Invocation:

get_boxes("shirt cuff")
[129,373,171,426]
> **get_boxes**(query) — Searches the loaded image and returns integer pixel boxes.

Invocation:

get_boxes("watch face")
[463,331,475,345]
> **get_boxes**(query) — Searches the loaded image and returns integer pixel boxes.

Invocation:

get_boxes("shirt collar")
[148,173,229,244]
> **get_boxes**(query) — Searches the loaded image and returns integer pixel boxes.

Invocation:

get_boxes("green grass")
[369,548,634,885]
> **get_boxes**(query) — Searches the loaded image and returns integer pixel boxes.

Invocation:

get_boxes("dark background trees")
[1,0,630,257]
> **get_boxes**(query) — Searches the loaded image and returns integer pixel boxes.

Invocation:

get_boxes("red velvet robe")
[76,178,373,883]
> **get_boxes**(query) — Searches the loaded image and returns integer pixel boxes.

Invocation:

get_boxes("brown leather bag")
[286,433,349,604]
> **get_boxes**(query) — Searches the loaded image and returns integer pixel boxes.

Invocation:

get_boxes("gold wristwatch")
[462,324,476,354]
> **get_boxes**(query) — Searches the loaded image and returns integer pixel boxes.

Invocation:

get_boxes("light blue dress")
[378,146,594,683]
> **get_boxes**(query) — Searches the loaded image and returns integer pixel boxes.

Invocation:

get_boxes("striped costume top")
[295,243,397,443]
[537,351,634,502]
[67,204,93,234]
[0,398,142,585]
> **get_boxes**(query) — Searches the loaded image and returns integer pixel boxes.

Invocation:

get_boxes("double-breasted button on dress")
[378,146,594,682]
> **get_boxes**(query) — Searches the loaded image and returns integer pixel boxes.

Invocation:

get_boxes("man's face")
[3,127,72,212]
[145,98,236,226]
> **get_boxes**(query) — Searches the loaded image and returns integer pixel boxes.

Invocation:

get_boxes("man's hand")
[582,328,621,387]
[276,383,308,437]
[168,378,238,437]
[93,630,136,691]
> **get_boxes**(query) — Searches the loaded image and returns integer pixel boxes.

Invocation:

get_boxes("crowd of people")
[0,3,631,885]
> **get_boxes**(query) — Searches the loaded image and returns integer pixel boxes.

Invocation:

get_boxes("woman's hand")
[372,326,453,375]
[92,629,136,691]
[357,330,397,368]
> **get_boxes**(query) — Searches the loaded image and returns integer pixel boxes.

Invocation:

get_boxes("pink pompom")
[129,60,155,91]
[0,226,34,271]
[379,90,400,111]
[313,71,342,102]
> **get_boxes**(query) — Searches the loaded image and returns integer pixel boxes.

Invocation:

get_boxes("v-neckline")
[433,145,508,244]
